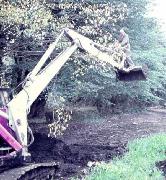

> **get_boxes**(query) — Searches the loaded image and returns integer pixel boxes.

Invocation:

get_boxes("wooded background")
[0,0,166,117]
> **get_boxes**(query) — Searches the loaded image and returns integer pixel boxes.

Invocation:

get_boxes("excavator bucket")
[116,66,147,81]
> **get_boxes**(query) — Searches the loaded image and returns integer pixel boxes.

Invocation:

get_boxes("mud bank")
[29,133,125,179]
[29,106,166,178]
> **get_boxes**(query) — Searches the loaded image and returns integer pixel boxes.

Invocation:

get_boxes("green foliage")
[85,134,166,180]
[132,47,166,103]
[0,0,166,122]
[0,0,52,39]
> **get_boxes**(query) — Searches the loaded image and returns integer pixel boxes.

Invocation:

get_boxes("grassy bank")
[85,134,166,180]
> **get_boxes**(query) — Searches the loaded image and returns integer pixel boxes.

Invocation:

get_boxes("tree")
[0,0,166,136]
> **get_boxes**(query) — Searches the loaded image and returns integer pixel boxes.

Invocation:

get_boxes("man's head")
[120,28,126,36]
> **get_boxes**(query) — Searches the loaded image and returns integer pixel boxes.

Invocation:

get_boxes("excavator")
[0,28,146,179]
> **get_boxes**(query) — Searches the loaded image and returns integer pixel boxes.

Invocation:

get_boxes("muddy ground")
[29,106,166,179]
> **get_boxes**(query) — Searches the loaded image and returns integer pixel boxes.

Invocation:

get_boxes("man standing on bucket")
[118,28,134,69]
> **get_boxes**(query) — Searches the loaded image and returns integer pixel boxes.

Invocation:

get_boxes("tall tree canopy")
[0,0,166,135]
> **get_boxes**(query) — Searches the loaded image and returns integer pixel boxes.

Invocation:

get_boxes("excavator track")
[0,162,59,180]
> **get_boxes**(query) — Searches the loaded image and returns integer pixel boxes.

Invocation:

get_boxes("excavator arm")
[0,28,146,160]
[64,28,146,80]
[7,43,78,158]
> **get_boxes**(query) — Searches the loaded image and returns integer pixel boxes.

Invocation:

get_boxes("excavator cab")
[0,88,10,107]
[0,88,13,158]
[116,66,147,81]
[0,85,19,161]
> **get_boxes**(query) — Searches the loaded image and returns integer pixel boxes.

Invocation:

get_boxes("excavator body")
[0,28,146,176]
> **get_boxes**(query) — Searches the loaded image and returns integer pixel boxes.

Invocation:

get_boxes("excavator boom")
[64,28,147,81]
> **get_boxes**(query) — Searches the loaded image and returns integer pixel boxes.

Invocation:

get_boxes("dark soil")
[156,160,166,176]
[29,106,166,179]
[29,133,125,179]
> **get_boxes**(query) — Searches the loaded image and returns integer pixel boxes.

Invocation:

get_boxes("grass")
[84,134,166,180]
